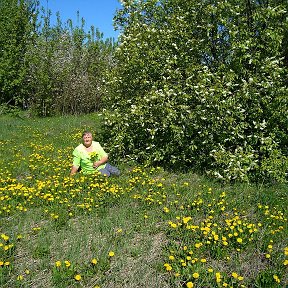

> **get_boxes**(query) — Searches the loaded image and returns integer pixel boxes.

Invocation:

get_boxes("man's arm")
[71,147,81,175]
[70,165,79,175]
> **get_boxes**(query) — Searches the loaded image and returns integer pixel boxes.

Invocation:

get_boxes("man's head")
[82,131,93,147]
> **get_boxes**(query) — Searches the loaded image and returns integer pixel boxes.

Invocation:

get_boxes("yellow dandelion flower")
[265,253,271,259]
[74,274,81,281]
[17,234,23,240]
[208,268,213,273]
[273,275,280,283]
[186,282,194,288]
[283,259,288,265]
[215,272,221,283]
[238,276,244,281]
[166,265,173,271]
[195,243,202,248]
[108,251,115,257]
[183,216,192,224]
[1,234,9,241]
[91,258,98,265]
[17,275,23,281]
[163,207,169,213]
[237,238,243,244]
[64,260,71,268]
[193,272,199,279]
[232,272,238,279]
[55,261,61,267]
[169,255,175,261]
[171,222,177,228]
[164,263,172,271]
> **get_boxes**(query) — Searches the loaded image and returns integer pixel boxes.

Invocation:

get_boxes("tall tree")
[26,6,116,116]
[0,0,38,106]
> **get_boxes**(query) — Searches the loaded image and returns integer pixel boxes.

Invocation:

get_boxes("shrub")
[103,0,288,183]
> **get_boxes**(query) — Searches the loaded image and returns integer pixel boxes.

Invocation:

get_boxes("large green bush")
[103,0,288,183]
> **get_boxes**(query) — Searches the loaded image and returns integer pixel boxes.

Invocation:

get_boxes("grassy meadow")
[0,113,287,288]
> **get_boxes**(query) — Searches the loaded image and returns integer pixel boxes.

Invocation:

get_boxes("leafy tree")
[26,7,116,116]
[0,0,38,107]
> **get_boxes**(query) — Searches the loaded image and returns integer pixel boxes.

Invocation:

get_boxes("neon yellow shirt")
[72,141,108,174]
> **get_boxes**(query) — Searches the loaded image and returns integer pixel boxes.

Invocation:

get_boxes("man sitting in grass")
[70,131,120,177]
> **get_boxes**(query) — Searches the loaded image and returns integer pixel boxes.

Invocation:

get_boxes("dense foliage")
[103,0,288,182]
[0,0,116,115]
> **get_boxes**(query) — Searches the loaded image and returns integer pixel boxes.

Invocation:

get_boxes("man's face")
[82,133,93,147]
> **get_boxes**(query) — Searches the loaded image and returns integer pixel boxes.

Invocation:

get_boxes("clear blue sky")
[39,0,123,39]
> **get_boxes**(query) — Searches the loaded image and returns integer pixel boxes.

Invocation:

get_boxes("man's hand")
[70,165,79,175]
[93,156,108,169]
[93,161,102,169]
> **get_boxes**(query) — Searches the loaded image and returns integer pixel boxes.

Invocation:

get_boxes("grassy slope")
[0,114,287,288]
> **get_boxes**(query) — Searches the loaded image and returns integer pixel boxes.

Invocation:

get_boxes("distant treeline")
[0,0,116,116]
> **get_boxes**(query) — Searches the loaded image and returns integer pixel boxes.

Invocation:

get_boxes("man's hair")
[82,131,92,138]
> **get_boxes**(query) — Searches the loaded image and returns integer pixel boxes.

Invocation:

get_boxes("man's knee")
[99,168,110,177]
[106,163,120,176]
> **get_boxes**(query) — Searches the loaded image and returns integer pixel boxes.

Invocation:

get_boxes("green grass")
[0,113,287,288]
